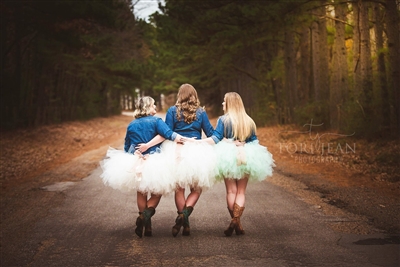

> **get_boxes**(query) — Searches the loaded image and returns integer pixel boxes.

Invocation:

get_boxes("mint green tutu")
[214,140,275,182]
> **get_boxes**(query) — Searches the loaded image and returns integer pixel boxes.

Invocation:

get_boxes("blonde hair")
[175,83,200,124]
[133,96,155,119]
[223,92,256,141]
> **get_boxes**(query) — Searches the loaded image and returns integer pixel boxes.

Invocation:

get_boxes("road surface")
[1,148,399,266]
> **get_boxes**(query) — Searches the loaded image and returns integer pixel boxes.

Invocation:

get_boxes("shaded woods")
[1,0,399,138]
[1,0,149,129]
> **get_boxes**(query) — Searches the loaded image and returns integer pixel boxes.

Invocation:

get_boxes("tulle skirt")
[100,147,175,195]
[214,140,275,182]
[160,140,217,191]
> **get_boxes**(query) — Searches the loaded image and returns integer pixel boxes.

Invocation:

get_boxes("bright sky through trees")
[133,0,164,21]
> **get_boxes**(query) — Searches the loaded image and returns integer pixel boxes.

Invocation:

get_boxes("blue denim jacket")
[165,106,214,139]
[211,115,257,144]
[124,116,177,155]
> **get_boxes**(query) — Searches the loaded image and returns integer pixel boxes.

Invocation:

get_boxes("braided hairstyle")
[133,96,155,119]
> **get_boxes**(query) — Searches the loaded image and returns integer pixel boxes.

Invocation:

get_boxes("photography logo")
[279,120,355,164]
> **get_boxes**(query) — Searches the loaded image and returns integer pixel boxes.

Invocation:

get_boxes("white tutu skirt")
[100,147,175,195]
[214,140,275,182]
[160,140,217,190]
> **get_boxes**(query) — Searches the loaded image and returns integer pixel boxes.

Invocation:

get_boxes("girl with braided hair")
[100,96,184,238]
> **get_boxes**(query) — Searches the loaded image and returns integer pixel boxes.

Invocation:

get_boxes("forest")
[1,0,399,138]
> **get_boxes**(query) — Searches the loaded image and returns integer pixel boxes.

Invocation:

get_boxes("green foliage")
[0,0,148,129]
[294,101,330,130]
[340,101,382,138]
[327,25,335,45]
[2,0,397,138]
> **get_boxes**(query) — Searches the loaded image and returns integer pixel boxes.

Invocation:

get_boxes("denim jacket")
[124,116,177,155]
[165,106,214,139]
[211,115,257,144]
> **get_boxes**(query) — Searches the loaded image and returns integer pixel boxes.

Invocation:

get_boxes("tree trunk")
[299,27,311,105]
[318,3,330,102]
[284,29,297,121]
[385,0,400,134]
[373,2,390,128]
[352,0,361,99]
[359,1,373,118]
[330,0,348,130]
[311,15,321,101]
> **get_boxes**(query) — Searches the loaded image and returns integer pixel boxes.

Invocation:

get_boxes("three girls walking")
[100,85,274,237]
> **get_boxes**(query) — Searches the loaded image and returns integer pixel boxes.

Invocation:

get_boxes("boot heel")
[135,213,144,238]
[224,220,236,236]
[225,203,245,236]
[182,226,190,236]
[172,213,184,237]
[182,206,193,236]
[142,207,155,237]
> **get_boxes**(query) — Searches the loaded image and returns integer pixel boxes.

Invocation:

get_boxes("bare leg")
[147,194,161,208]
[224,178,238,211]
[224,177,248,236]
[174,187,186,212]
[185,187,202,207]
[135,192,147,238]
[137,192,147,212]
[234,177,249,207]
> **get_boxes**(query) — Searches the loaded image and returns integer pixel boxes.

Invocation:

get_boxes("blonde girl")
[203,92,275,236]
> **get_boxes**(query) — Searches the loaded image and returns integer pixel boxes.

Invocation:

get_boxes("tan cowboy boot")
[234,204,245,235]
[224,203,245,236]
[227,206,245,235]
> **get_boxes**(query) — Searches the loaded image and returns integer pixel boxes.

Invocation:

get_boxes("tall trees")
[1,0,146,129]
[152,0,399,136]
[2,0,399,136]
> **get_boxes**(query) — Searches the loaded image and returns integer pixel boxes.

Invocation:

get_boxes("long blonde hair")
[133,96,155,119]
[175,83,200,124]
[223,92,256,141]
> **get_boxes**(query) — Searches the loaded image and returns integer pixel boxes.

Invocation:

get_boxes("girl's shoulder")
[218,114,228,121]
[167,105,177,114]
[196,106,207,115]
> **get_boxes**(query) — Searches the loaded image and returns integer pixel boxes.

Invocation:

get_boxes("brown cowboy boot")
[224,207,237,236]
[226,207,244,235]
[224,203,244,236]
[135,212,144,238]
[143,207,156,237]
[172,211,184,237]
[234,204,245,235]
[182,206,194,236]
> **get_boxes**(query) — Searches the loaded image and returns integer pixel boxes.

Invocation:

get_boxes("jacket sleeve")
[246,131,258,143]
[165,107,175,130]
[156,117,177,141]
[200,110,215,137]
[210,117,224,144]
[124,128,131,152]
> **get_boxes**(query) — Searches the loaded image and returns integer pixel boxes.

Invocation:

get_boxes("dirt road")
[1,113,399,266]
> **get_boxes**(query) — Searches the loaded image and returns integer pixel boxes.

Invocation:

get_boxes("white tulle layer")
[160,140,217,190]
[214,140,275,182]
[100,147,175,195]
